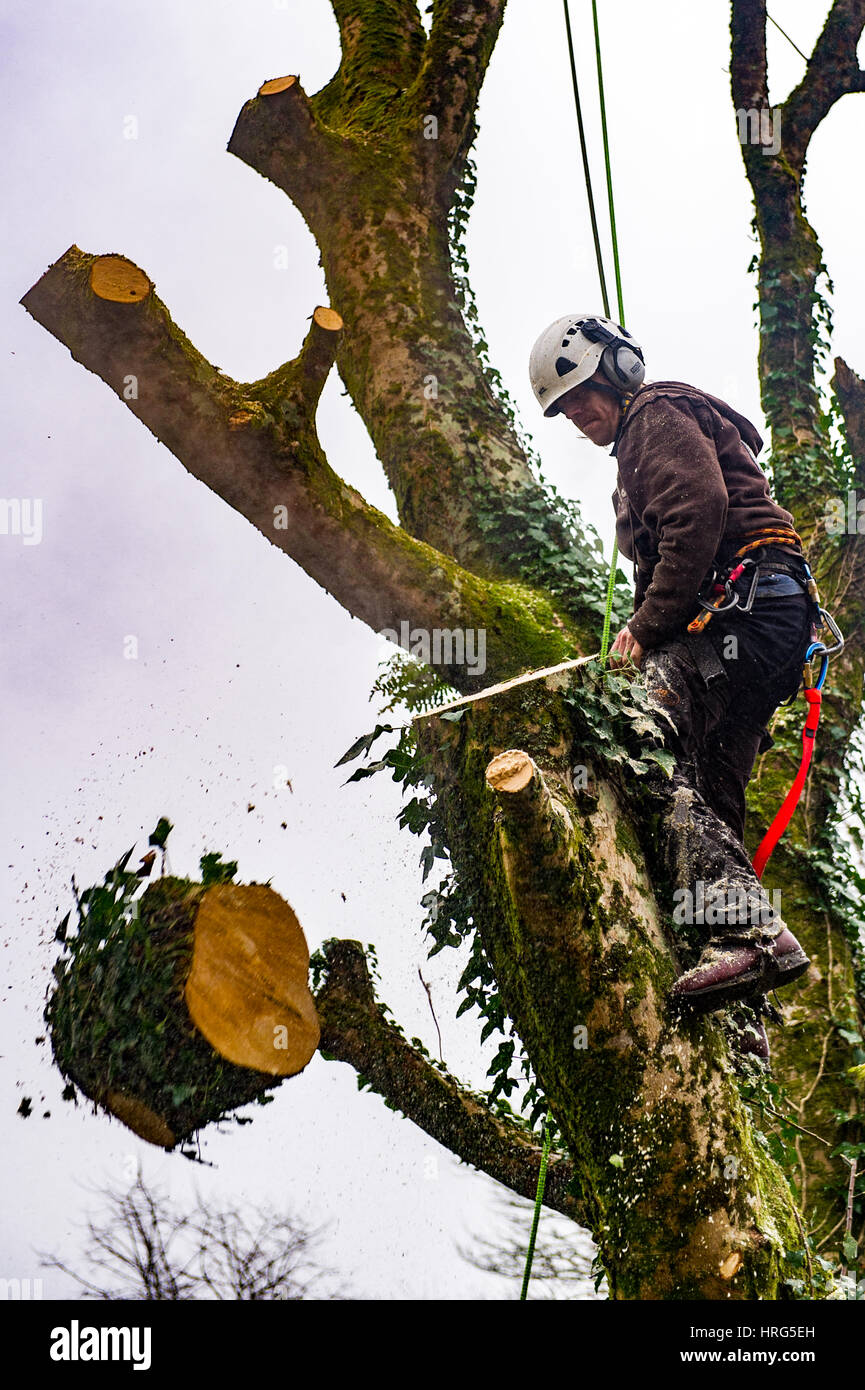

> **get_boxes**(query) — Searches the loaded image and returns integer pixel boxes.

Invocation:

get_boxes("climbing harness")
[687,530,806,635]
[751,568,844,879]
[687,538,845,876]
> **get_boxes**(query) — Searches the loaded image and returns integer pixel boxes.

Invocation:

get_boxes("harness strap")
[752,687,822,880]
[687,530,806,635]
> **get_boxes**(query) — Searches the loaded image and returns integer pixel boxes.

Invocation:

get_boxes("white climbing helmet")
[529,312,646,416]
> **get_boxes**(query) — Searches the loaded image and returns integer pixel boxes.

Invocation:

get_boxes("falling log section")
[46,878,320,1150]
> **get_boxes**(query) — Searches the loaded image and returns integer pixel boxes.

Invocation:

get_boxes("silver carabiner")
[737,565,762,614]
[700,588,740,615]
[818,609,844,657]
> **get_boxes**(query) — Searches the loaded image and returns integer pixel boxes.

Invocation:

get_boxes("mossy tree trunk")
[731,0,865,1241]
[22,0,865,1296]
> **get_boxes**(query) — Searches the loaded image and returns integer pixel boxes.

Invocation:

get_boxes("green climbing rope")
[590,0,626,665]
[562,0,610,319]
[519,1119,553,1300]
[600,536,620,664]
[591,0,625,327]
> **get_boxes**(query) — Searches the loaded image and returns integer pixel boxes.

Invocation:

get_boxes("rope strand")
[591,0,625,325]
[520,1120,553,1300]
[591,0,626,664]
[562,0,610,317]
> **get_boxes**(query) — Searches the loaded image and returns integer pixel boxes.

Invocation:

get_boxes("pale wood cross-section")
[259,75,298,96]
[185,883,320,1076]
[89,255,152,303]
[312,305,343,332]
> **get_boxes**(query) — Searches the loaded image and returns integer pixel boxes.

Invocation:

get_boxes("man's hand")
[609,626,645,669]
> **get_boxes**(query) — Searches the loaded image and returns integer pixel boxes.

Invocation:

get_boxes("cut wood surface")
[105,1090,176,1149]
[416,653,600,720]
[259,75,298,95]
[312,305,343,331]
[485,749,535,795]
[185,883,320,1076]
[89,255,152,303]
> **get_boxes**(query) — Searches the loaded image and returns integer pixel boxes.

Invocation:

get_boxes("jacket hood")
[619,380,764,457]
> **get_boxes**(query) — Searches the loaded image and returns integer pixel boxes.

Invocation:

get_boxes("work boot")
[670,929,809,1015]
[771,928,810,986]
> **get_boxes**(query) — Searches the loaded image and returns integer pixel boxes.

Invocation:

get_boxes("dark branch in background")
[833,357,865,486]
[41,1175,341,1300]
[314,939,584,1224]
[827,357,865,640]
[730,0,769,112]
[783,0,865,170]
[411,0,507,174]
[21,246,578,691]
[729,0,865,511]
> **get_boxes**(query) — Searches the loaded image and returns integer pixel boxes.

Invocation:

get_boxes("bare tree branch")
[459,1191,602,1299]
[41,1176,338,1300]
[823,357,865,643]
[833,357,865,486]
[314,937,584,1223]
[730,0,769,114]
[20,246,579,690]
[410,0,508,171]
[784,0,865,170]
[228,76,353,220]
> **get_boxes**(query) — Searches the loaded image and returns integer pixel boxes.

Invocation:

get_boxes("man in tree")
[529,314,813,1045]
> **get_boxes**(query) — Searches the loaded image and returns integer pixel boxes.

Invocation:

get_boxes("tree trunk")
[22,0,865,1297]
[731,0,865,1242]
[416,674,800,1299]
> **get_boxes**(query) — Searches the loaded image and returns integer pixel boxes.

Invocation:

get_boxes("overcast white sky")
[2,0,863,1301]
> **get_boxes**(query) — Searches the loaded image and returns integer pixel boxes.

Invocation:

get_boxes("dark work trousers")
[641,587,813,947]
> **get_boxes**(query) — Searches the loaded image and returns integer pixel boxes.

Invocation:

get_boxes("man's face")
[555,371,621,446]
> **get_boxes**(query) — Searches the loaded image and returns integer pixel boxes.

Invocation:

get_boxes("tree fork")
[328,0,427,98]
[228,81,546,569]
[225,38,610,625]
[20,246,581,690]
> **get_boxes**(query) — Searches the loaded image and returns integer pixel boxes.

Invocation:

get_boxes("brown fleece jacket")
[611,380,799,650]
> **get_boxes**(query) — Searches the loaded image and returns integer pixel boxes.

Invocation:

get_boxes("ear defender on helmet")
[579,318,646,393]
[528,313,646,416]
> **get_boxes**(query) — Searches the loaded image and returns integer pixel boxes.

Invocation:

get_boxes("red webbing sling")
[752,685,822,880]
